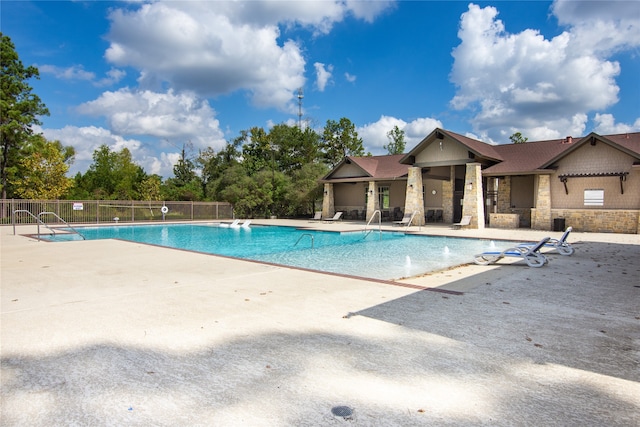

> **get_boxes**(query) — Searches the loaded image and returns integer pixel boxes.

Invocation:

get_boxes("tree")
[509,132,528,144]
[384,125,406,154]
[74,144,146,199]
[162,142,204,201]
[10,134,74,199]
[1,33,50,199]
[320,117,364,167]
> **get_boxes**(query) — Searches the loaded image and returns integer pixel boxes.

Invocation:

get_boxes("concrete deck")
[1,220,639,426]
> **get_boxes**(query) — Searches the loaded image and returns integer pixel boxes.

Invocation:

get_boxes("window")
[584,189,604,206]
[378,186,390,209]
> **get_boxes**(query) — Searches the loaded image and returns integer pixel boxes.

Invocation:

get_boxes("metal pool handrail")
[294,233,314,249]
[38,212,86,240]
[363,210,382,240]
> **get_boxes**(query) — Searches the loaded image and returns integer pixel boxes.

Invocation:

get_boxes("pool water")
[47,224,507,280]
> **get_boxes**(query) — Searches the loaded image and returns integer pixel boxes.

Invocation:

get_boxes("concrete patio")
[1,221,639,426]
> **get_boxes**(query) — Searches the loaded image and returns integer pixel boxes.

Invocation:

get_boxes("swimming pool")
[46,224,508,280]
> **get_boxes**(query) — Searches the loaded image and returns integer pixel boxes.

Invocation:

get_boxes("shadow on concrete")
[2,327,638,426]
[357,242,640,384]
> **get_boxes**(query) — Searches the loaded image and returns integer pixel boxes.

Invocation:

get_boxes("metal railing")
[38,212,85,240]
[363,210,382,240]
[294,233,315,249]
[2,199,233,225]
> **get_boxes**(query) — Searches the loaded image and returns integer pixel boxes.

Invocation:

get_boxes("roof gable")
[321,154,408,182]
[400,128,502,165]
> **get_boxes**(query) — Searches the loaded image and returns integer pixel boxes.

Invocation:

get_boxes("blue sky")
[3,0,639,177]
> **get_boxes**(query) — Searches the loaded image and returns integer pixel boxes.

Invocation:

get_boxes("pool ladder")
[363,210,382,240]
[294,233,314,249]
[12,210,85,240]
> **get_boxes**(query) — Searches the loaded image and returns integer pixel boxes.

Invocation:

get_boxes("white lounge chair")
[323,211,343,222]
[240,220,251,228]
[518,227,574,255]
[452,215,471,229]
[309,211,322,221]
[474,237,550,268]
[393,213,412,227]
[219,219,240,228]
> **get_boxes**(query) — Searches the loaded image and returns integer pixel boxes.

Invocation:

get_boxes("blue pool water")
[47,224,508,280]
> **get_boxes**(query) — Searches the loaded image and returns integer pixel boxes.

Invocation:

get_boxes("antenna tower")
[297,88,304,129]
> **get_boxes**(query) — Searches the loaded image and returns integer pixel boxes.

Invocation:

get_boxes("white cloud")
[38,64,126,87]
[449,2,639,143]
[102,2,395,111]
[345,72,357,83]
[358,115,442,154]
[314,62,333,91]
[77,88,226,151]
[551,0,640,55]
[594,113,640,134]
[39,124,181,177]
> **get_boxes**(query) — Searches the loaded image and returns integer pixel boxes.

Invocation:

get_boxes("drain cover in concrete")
[331,406,354,418]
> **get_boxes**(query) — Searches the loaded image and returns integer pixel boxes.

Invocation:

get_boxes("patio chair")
[434,210,443,222]
[518,227,574,255]
[393,213,412,227]
[323,211,343,222]
[309,211,322,221]
[452,215,471,229]
[240,220,252,228]
[473,237,550,268]
[219,219,240,228]
[426,210,435,223]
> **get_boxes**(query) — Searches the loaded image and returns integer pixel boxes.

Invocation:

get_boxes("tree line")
[2,33,408,218]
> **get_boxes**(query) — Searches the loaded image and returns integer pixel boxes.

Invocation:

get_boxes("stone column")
[442,168,454,223]
[531,174,551,230]
[462,162,485,229]
[403,167,425,225]
[497,176,511,213]
[322,182,334,218]
[365,181,379,222]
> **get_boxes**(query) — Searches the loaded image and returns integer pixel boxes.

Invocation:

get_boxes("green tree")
[320,117,364,167]
[75,144,146,199]
[10,134,74,199]
[162,142,203,201]
[289,162,329,215]
[268,124,320,174]
[384,125,406,154]
[139,174,163,201]
[241,127,272,176]
[1,33,50,199]
[509,132,528,144]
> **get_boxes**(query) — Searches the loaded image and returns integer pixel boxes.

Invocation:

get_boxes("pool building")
[320,128,640,234]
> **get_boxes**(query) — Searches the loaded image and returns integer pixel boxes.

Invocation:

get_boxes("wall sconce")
[431,190,437,195]
[368,189,373,195]
[409,184,414,189]
[466,182,473,190]
[323,190,328,195]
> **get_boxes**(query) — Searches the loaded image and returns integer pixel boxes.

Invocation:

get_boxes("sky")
[3,0,639,178]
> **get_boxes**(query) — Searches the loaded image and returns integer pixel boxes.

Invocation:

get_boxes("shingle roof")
[484,132,640,175]
[321,154,408,182]
[322,130,640,181]
[440,129,503,161]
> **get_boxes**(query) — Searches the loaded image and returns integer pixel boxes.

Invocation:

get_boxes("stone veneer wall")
[442,167,454,223]
[551,209,639,234]
[462,163,485,229]
[497,176,511,213]
[531,174,552,230]
[489,213,520,228]
[322,183,334,218]
[404,167,425,225]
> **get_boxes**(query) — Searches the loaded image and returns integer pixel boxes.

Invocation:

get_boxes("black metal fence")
[1,199,233,225]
